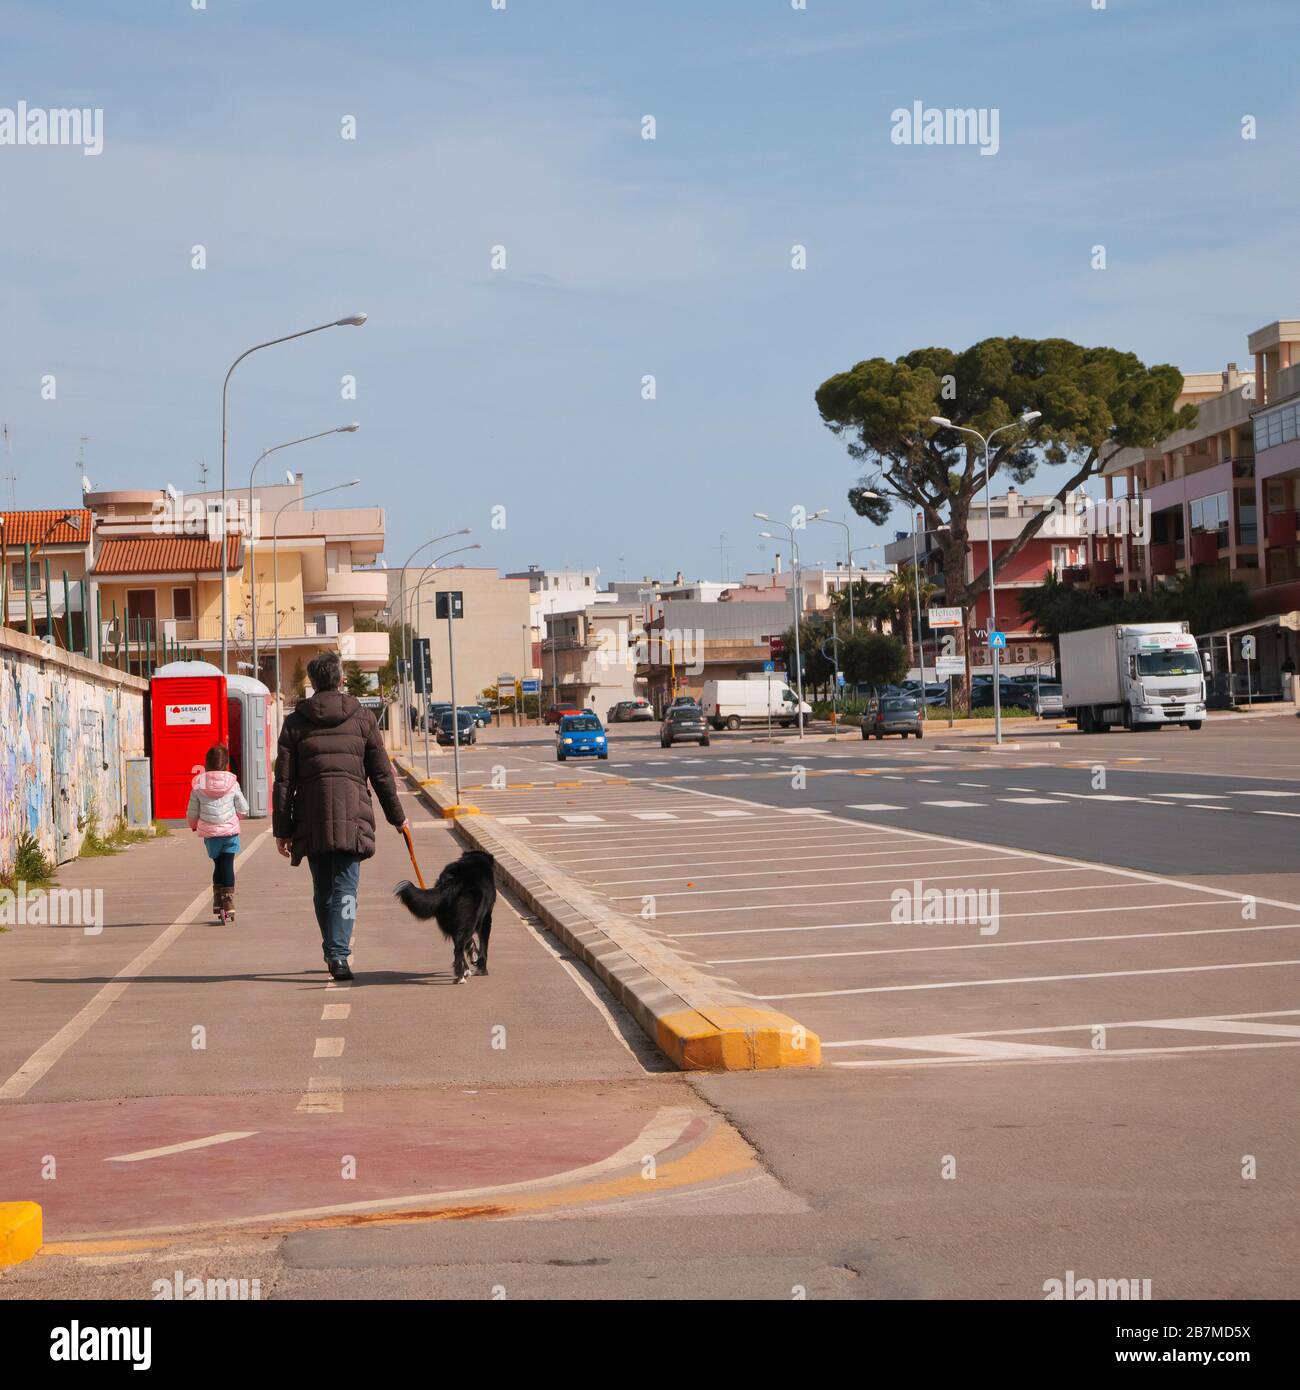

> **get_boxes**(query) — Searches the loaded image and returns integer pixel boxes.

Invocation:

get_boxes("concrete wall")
[0,627,148,871]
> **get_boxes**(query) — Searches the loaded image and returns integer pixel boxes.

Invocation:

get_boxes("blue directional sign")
[988,630,1007,649]
[520,679,540,693]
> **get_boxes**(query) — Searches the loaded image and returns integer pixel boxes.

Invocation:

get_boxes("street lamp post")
[272,478,361,721]
[405,544,482,777]
[755,512,807,738]
[928,412,1041,746]
[220,312,367,676]
[248,424,359,683]
[395,530,471,753]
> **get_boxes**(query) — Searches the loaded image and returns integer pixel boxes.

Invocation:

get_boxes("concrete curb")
[0,1201,42,1266]
[932,740,1063,752]
[395,759,820,1072]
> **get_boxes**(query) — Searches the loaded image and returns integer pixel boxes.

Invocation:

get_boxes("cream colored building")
[389,566,532,706]
[542,604,643,713]
[85,476,388,691]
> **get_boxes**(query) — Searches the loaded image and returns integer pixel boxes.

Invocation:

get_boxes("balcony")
[1150,543,1178,576]
[337,630,390,665]
[304,570,389,605]
[1266,510,1298,548]
[1189,531,1222,566]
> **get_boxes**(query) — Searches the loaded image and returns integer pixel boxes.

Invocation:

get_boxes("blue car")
[557,713,608,761]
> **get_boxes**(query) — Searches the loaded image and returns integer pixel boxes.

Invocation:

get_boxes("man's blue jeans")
[307,852,362,963]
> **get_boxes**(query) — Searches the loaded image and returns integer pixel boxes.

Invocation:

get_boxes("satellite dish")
[285,470,294,486]
[81,475,94,493]
[164,483,179,501]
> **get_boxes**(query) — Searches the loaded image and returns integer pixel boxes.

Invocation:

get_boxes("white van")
[701,679,812,730]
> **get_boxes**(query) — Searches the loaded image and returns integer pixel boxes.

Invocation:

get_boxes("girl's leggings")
[211,852,236,889]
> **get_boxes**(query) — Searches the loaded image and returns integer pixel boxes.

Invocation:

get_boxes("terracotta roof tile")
[0,509,92,546]
[93,535,242,575]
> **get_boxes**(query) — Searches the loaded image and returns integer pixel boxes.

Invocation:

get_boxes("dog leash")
[401,823,427,889]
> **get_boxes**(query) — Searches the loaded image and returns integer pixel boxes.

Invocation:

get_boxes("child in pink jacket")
[187,744,249,921]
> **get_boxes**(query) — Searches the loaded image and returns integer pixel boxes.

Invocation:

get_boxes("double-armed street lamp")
[247,424,360,681]
[927,411,1042,745]
[220,312,368,675]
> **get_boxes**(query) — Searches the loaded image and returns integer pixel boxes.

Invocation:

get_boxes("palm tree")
[864,565,936,661]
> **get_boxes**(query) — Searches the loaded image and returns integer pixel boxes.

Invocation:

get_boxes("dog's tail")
[393,879,447,920]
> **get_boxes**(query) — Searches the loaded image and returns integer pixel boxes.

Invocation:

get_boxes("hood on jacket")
[297,690,361,727]
[195,769,238,796]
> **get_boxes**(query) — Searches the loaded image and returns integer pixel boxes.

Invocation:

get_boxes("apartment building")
[84,477,388,691]
[542,603,642,712]
[506,565,619,676]
[884,493,1087,672]
[0,509,93,651]
[389,566,532,705]
[638,599,793,711]
[1099,320,1300,686]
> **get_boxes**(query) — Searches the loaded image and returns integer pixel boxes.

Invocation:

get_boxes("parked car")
[900,680,948,706]
[970,684,1033,711]
[862,695,923,739]
[660,706,710,748]
[435,709,477,745]
[608,698,655,723]
[1028,682,1064,718]
[463,704,493,727]
[544,703,584,725]
[556,713,608,761]
[422,700,452,731]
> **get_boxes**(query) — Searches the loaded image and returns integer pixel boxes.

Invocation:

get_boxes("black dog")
[395,850,496,984]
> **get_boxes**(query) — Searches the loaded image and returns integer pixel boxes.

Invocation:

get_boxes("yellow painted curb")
[419,777,443,786]
[657,1007,821,1071]
[0,1201,42,1266]
[440,804,480,818]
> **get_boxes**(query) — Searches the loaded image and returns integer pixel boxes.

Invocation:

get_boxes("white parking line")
[760,958,1300,1001]
[705,920,1300,965]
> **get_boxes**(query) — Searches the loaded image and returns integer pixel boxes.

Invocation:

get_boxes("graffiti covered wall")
[0,628,147,871]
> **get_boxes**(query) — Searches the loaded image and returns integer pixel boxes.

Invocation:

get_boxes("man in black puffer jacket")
[273,652,409,980]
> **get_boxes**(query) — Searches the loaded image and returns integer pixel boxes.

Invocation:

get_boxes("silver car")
[1029,683,1064,718]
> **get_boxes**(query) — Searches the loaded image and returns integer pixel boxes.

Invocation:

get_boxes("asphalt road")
[3,712,1297,1300]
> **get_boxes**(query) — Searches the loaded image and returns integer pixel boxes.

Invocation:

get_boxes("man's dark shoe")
[327,958,353,981]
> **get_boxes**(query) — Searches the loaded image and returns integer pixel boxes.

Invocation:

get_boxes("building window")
[10,562,42,591]
[172,587,193,621]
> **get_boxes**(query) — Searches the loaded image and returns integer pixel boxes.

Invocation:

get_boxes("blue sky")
[2,0,1297,583]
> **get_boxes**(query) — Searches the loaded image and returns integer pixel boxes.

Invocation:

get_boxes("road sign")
[411,638,432,693]
[935,656,965,678]
[1241,634,1257,660]
[768,635,784,660]
[988,630,1007,650]
[763,660,775,674]
[836,672,845,687]
[520,679,540,693]
[435,590,464,620]
[928,606,963,628]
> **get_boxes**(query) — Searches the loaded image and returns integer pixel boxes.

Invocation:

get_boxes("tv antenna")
[0,424,15,508]
[197,457,209,488]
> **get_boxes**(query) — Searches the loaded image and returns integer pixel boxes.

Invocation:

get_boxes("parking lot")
[426,715,1300,1071]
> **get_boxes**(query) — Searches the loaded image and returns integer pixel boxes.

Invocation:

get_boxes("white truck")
[701,678,812,730]
[1060,622,1206,732]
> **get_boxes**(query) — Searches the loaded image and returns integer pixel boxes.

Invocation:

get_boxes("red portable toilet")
[149,661,229,820]
[225,674,272,818]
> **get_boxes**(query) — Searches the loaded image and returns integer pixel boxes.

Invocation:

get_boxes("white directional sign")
[928,606,963,628]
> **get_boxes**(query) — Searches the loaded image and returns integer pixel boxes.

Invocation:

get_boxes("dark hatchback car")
[862,695,924,739]
[660,705,710,748]
[435,709,478,746]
